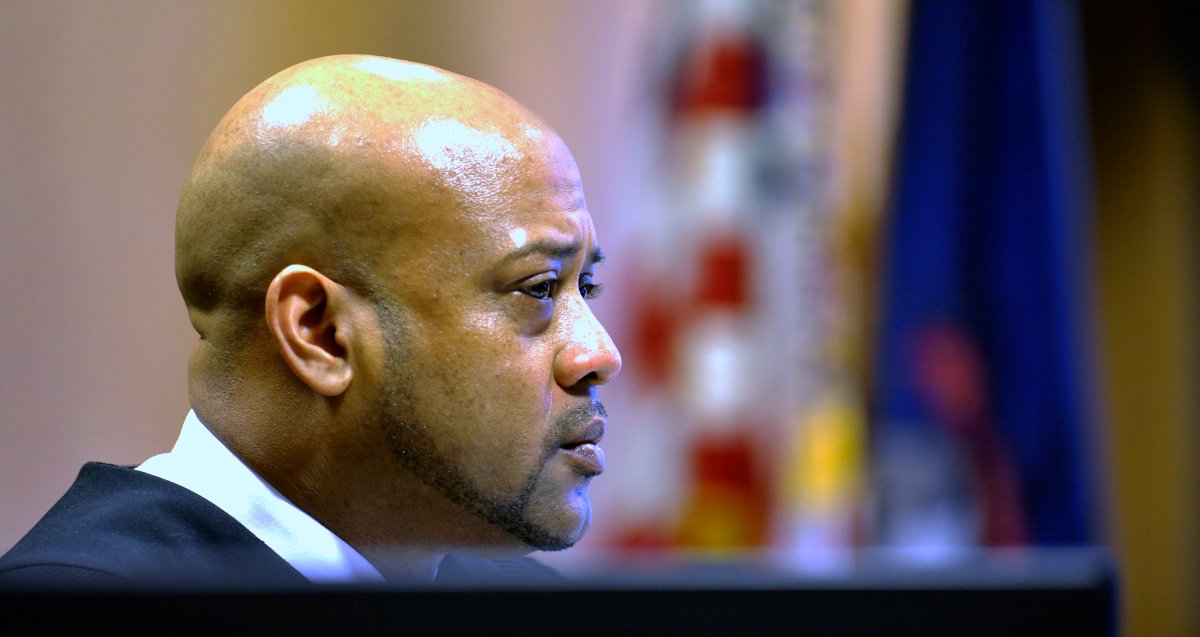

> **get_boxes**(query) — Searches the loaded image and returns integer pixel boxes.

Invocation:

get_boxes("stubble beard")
[373,304,581,552]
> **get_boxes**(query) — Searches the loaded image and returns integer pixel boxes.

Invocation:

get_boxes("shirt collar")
[137,410,386,584]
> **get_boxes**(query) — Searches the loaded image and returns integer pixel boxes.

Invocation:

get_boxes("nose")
[554,299,622,390]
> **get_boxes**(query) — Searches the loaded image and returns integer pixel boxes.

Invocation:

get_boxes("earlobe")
[265,265,354,396]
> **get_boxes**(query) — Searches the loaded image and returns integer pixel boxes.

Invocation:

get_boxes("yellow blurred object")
[787,383,865,517]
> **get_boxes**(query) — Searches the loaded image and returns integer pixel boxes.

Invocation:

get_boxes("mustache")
[554,400,607,439]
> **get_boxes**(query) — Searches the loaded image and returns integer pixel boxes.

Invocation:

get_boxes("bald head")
[168,55,619,565]
[175,54,566,355]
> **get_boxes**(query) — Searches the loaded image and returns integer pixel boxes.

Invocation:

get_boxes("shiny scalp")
[174,54,563,356]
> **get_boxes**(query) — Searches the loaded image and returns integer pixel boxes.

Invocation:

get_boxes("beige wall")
[0,0,653,554]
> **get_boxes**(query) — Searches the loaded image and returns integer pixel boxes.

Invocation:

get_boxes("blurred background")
[0,0,1195,634]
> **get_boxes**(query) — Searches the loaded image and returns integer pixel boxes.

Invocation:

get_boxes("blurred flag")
[611,0,850,556]
[871,0,1099,554]
[665,0,773,553]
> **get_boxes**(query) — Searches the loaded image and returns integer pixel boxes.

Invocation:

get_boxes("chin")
[514,494,592,552]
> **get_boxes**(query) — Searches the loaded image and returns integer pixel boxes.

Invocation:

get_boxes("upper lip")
[562,418,605,448]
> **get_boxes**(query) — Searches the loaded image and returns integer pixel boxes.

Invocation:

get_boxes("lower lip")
[560,443,605,476]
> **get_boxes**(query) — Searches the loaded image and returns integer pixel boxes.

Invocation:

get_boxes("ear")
[264,265,355,397]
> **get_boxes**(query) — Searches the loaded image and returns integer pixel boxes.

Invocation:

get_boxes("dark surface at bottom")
[0,584,1115,636]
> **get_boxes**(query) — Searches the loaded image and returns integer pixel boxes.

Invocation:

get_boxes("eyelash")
[523,278,604,300]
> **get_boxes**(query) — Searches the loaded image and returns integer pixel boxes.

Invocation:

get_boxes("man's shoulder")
[0,462,304,589]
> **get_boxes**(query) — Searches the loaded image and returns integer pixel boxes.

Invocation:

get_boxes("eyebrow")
[502,239,606,266]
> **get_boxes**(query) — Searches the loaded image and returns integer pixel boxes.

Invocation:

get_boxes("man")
[0,54,621,588]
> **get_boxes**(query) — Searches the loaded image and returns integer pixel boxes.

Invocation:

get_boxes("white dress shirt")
[137,410,386,584]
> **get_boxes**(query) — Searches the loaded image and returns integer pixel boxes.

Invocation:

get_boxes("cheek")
[460,311,556,415]
[447,359,555,496]
[477,343,556,442]
[414,322,556,456]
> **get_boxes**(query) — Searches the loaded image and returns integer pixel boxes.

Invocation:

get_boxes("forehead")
[411,117,580,195]
[371,119,595,291]
[414,118,590,242]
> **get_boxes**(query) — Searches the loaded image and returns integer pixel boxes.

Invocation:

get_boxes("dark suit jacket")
[0,462,561,589]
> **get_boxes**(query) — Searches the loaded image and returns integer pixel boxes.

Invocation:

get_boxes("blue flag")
[871,0,1097,548]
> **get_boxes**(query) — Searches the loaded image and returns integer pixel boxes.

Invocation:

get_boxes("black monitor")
[0,547,1116,636]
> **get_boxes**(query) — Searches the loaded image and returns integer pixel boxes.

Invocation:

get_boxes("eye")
[580,275,604,300]
[522,278,556,300]
[580,282,604,299]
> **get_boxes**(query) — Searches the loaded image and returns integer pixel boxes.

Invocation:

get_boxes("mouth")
[558,419,606,476]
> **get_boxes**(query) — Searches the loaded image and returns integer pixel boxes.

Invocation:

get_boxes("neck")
[282,455,531,578]
[358,545,444,583]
